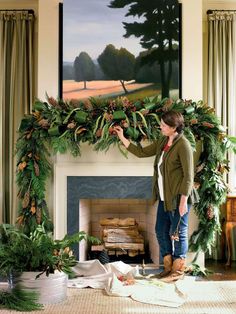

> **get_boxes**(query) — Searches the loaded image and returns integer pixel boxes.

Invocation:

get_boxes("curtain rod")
[0,9,34,15]
[207,9,236,14]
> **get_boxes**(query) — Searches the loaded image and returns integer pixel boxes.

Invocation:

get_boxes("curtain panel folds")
[207,11,236,130]
[207,11,236,260]
[0,11,35,224]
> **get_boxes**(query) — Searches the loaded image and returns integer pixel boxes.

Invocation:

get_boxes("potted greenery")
[0,223,99,311]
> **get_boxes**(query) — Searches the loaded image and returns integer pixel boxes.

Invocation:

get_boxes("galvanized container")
[19,271,68,304]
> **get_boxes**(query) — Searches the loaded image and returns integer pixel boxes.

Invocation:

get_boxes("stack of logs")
[99,217,145,257]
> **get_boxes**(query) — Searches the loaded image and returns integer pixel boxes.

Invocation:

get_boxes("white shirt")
[157,151,164,201]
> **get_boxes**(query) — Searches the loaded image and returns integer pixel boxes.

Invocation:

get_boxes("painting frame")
[59,1,182,101]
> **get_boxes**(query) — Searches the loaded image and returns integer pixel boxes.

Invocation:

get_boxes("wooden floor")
[203,259,236,281]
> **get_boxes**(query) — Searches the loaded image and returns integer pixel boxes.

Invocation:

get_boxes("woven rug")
[1,277,236,314]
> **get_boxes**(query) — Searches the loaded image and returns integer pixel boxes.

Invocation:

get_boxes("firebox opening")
[79,199,159,265]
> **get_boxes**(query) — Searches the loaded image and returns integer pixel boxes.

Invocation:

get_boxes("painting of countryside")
[63,0,181,102]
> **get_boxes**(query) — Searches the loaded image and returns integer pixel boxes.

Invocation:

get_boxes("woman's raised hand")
[113,126,130,148]
[113,125,124,139]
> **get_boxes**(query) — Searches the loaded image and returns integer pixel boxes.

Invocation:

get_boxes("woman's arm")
[178,138,194,216]
[113,126,158,158]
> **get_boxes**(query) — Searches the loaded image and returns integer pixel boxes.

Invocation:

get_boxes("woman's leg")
[169,204,191,259]
[161,204,191,282]
[155,201,172,258]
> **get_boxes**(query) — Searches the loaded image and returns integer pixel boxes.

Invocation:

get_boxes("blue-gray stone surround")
[67,176,152,257]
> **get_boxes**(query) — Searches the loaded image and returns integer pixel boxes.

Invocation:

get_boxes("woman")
[114,110,194,282]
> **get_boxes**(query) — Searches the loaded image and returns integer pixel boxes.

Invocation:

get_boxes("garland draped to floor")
[15,95,236,255]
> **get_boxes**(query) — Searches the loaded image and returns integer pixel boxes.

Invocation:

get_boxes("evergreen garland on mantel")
[16,95,236,255]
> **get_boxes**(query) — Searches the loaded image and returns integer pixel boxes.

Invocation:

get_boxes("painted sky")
[63,0,143,62]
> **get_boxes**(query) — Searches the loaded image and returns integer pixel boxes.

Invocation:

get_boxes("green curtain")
[207,11,236,260]
[0,11,35,224]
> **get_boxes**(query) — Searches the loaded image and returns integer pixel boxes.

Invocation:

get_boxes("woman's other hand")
[179,195,188,217]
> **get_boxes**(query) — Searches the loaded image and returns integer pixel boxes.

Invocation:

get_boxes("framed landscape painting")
[62,0,182,102]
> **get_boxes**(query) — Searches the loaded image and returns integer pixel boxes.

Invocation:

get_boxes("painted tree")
[109,0,180,98]
[97,44,135,94]
[73,52,95,89]
[134,50,161,83]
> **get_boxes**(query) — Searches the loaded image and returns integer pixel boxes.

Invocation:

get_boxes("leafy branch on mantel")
[15,95,236,255]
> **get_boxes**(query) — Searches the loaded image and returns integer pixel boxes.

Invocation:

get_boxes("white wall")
[37,0,61,98]
[180,0,203,100]
[0,0,37,11]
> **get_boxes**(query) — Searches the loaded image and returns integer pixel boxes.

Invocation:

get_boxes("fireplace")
[67,176,158,262]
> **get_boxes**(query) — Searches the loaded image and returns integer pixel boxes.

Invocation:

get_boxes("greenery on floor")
[15,95,236,255]
[0,288,43,312]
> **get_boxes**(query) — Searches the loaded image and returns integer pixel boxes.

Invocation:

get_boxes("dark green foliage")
[0,224,100,278]
[0,288,43,311]
[108,0,180,97]
[185,263,213,277]
[97,44,135,93]
[73,52,95,88]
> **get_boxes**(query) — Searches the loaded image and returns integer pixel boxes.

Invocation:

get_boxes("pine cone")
[34,160,40,177]
[190,119,198,125]
[18,161,27,171]
[48,97,58,107]
[26,130,33,139]
[36,207,42,224]
[16,215,24,225]
[202,121,214,128]
[22,191,30,208]
[207,206,214,219]
[83,99,93,111]
[67,121,76,129]
[104,113,113,122]
[30,206,36,214]
[96,129,102,137]
[184,99,192,106]
[38,118,50,129]
[194,182,201,189]
[162,98,173,111]
[33,111,41,119]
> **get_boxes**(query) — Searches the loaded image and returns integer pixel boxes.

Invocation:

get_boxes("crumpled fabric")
[68,259,187,308]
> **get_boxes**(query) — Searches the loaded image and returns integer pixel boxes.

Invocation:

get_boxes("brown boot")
[161,258,186,282]
[155,254,173,279]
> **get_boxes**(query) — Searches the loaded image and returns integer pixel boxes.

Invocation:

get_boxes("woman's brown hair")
[161,110,184,134]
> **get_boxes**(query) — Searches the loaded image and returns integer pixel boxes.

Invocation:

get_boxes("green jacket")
[127,133,194,211]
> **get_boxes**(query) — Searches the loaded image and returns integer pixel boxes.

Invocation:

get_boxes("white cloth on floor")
[68,259,112,289]
[68,259,187,307]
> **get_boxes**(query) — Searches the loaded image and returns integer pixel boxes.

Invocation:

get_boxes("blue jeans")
[155,200,190,260]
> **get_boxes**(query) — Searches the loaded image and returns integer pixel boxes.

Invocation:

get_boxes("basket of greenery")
[0,223,99,311]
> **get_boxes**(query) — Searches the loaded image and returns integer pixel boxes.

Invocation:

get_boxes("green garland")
[15,95,236,255]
